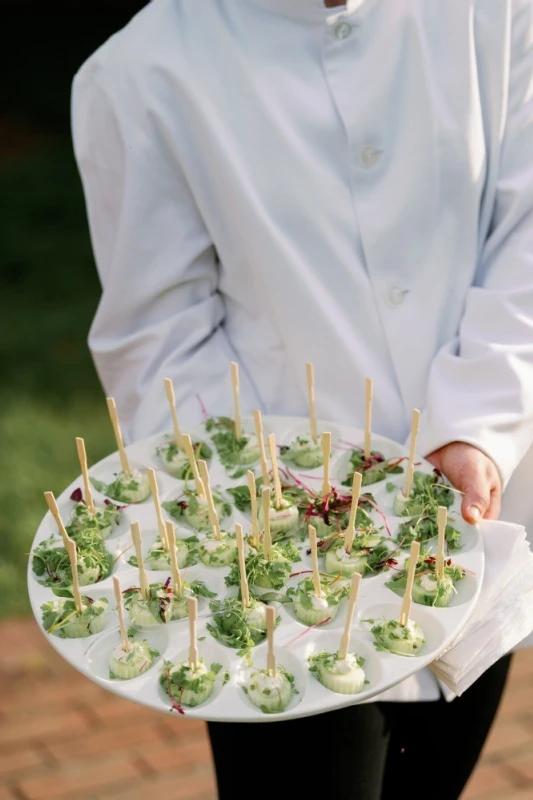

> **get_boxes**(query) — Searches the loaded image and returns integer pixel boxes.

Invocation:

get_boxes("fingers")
[485,484,502,521]
[461,481,491,524]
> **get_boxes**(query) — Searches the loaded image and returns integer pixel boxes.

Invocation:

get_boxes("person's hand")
[425,442,502,524]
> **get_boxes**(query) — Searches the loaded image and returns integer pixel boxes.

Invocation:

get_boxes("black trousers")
[208,655,512,800]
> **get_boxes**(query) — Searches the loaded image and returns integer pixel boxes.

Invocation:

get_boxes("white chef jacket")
[72,0,533,700]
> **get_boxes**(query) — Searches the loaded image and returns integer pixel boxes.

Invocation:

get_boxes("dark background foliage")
[1,2,148,614]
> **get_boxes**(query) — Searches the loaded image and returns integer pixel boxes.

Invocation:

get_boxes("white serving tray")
[28,416,484,723]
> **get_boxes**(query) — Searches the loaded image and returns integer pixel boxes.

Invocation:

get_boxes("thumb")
[460,472,491,524]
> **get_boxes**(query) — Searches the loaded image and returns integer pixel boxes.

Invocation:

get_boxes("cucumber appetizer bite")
[66,496,122,541]
[324,531,390,577]
[225,540,300,590]
[163,488,231,533]
[305,488,376,539]
[41,594,108,638]
[91,468,151,504]
[369,617,426,656]
[123,579,214,626]
[128,535,196,570]
[109,638,159,679]
[207,597,270,649]
[258,492,300,539]
[32,534,112,587]
[161,658,227,709]
[308,650,366,694]
[206,416,261,477]
[287,576,349,627]
[387,552,465,607]
[280,433,325,469]
[393,470,454,517]
[243,665,296,713]
[155,439,212,479]
[198,531,238,567]
[342,448,404,488]
[396,513,462,551]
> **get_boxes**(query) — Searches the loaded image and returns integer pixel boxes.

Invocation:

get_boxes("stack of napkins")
[431,520,533,698]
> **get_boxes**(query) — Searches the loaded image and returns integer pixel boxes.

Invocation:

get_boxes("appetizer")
[280,433,325,469]
[324,530,390,577]
[128,535,196,570]
[225,540,300,590]
[243,604,296,714]
[124,579,215,626]
[66,490,122,541]
[243,665,296,714]
[109,638,159,679]
[206,416,260,477]
[32,534,112,587]
[393,470,454,517]
[342,447,404,487]
[287,575,349,627]
[91,468,151,504]
[155,438,212,479]
[41,594,108,638]
[161,658,227,709]
[258,492,300,539]
[369,618,426,656]
[308,650,366,694]
[305,487,376,539]
[396,513,462,551]
[198,531,238,567]
[387,551,465,607]
[207,596,270,649]
[163,487,231,533]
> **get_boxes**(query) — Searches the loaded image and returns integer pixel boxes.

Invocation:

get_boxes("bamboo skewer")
[344,471,363,555]
[44,491,70,546]
[198,460,221,540]
[187,597,199,670]
[131,522,150,600]
[399,540,420,626]
[306,362,318,442]
[148,468,168,550]
[65,538,83,613]
[235,524,250,608]
[248,470,260,547]
[403,408,421,498]
[266,606,277,677]
[75,437,95,514]
[182,434,206,499]
[338,572,362,660]
[436,506,447,581]
[308,525,323,598]
[268,433,283,509]
[113,575,131,652]
[254,410,270,487]
[321,431,332,499]
[106,397,131,476]
[165,521,183,594]
[164,377,183,449]
[230,362,243,440]
[261,486,273,560]
[364,378,373,460]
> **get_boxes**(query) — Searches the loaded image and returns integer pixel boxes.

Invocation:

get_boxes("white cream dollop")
[310,594,329,611]
[420,574,439,591]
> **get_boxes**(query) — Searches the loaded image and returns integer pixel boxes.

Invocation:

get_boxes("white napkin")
[431,520,533,698]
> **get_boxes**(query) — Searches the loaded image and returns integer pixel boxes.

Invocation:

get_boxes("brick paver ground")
[1,619,531,799]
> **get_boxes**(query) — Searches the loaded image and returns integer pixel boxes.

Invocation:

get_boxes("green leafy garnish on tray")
[163,488,231,533]
[225,540,300,591]
[32,534,112,587]
[207,596,272,651]
[90,468,151,504]
[206,416,260,477]
[41,593,108,638]
[342,448,404,487]
[161,659,229,712]
[155,439,212,479]
[387,549,465,607]
[396,470,455,517]
[396,514,462,551]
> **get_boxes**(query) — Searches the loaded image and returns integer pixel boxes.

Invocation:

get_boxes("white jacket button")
[334,21,352,40]
[388,287,406,307]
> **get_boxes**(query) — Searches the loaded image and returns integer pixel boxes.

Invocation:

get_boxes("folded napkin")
[431,520,533,698]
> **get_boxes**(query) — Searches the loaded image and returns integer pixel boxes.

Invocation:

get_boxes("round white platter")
[28,415,484,723]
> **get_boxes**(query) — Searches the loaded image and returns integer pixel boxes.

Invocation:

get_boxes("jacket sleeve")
[416,0,533,487]
[71,64,259,443]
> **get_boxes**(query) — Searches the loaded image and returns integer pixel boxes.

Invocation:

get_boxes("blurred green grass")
[0,142,114,616]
